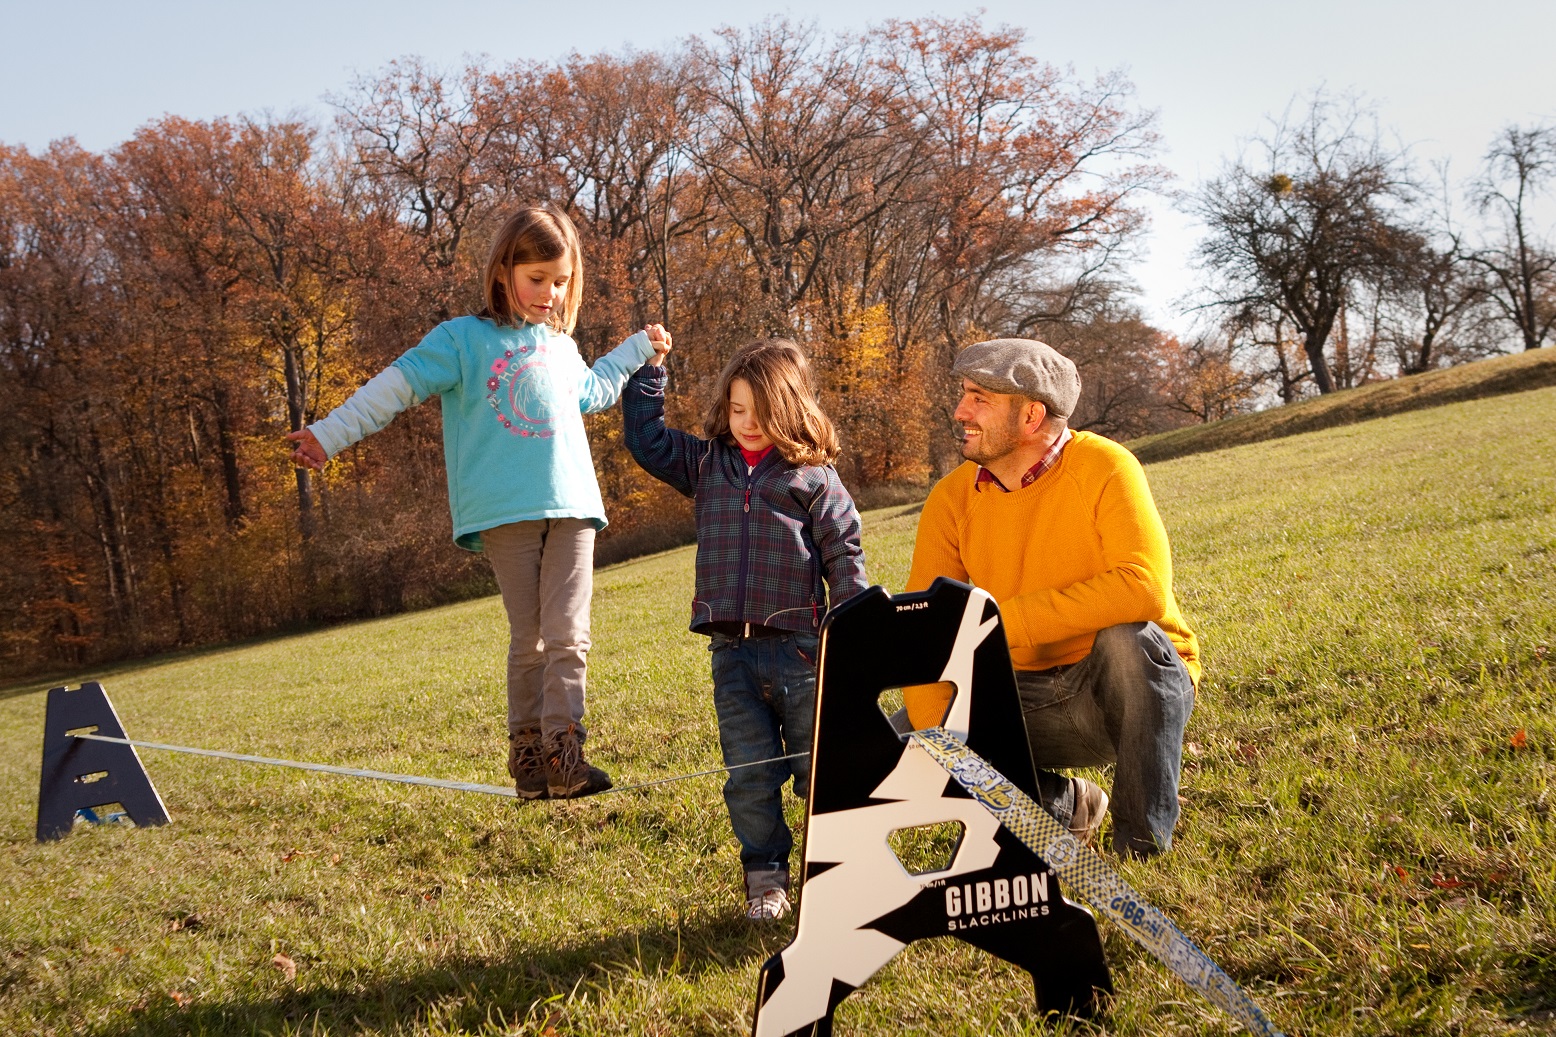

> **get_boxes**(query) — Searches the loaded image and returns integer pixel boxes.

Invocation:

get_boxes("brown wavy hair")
[703,339,840,467]
[479,206,584,334]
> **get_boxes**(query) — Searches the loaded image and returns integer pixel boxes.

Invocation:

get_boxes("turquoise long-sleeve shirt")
[310,316,654,551]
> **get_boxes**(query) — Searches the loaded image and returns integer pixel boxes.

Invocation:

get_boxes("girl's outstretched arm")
[621,363,709,498]
[291,366,420,465]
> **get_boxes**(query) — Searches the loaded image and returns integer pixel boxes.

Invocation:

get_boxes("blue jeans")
[709,631,819,874]
[1017,622,1195,858]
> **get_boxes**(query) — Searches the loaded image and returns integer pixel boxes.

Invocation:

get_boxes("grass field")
[2,386,1554,1036]
[1127,346,1556,465]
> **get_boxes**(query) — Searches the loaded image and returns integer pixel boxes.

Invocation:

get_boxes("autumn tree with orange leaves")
[2,17,1181,674]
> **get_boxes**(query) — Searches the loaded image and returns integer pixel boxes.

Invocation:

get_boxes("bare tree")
[332,59,506,320]
[1471,123,1556,351]
[685,20,927,332]
[1192,92,1415,394]
[1376,171,1497,374]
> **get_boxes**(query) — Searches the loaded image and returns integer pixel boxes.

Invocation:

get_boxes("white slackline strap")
[605,753,806,796]
[73,733,807,800]
[910,726,1284,1037]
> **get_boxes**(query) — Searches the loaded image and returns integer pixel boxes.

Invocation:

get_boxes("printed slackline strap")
[911,725,1284,1037]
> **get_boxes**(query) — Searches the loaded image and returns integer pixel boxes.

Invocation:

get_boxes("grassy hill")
[1,387,1553,1036]
[1127,346,1556,464]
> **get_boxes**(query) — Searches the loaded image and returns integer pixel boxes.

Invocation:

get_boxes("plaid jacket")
[622,365,868,634]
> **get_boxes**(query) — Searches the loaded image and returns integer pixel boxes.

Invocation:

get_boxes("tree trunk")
[282,344,316,541]
[1303,336,1336,394]
[212,385,247,528]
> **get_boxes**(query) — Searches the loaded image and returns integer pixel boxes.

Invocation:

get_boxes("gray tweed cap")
[952,338,1081,420]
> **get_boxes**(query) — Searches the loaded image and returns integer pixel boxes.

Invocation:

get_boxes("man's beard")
[958,414,1020,466]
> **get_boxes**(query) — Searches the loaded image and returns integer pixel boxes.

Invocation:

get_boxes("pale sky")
[4,0,1553,333]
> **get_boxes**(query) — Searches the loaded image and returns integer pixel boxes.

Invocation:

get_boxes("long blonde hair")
[479,206,584,334]
[703,339,840,467]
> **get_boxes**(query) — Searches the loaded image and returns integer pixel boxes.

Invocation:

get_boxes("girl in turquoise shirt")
[287,206,671,799]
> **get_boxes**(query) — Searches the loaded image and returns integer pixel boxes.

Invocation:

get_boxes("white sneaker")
[745,886,791,921]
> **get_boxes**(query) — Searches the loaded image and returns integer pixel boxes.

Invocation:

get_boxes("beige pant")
[482,518,595,741]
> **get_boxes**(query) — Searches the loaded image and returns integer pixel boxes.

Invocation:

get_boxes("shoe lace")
[747,888,789,919]
[514,736,545,771]
[548,729,583,775]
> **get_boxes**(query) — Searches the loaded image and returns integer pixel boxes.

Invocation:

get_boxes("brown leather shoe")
[1069,777,1109,845]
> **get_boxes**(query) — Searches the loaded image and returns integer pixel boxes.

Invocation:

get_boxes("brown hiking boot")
[543,724,613,798]
[508,728,549,800]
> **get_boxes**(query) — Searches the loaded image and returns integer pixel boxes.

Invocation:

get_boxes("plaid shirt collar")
[975,428,1071,492]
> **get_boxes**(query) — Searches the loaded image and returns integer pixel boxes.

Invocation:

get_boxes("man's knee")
[1087,622,1193,718]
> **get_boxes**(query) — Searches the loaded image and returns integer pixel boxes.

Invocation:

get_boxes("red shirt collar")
[740,444,774,467]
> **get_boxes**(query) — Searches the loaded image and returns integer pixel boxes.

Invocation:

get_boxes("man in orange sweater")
[905,338,1198,858]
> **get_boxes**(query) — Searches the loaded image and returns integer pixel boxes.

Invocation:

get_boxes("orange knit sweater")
[904,432,1199,729]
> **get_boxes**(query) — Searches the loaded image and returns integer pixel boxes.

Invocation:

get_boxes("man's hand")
[645,323,673,367]
[285,428,328,471]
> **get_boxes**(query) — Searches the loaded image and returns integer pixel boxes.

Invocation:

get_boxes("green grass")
[1127,346,1556,464]
[2,387,1554,1036]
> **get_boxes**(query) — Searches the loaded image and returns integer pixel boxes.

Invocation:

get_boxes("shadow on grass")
[96,913,778,1037]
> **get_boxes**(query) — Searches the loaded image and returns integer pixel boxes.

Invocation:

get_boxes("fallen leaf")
[279,848,306,863]
[1185,742,1204,758]
[1393,865,1410,881]
[167,912,204,933]
[272,953,297,982]
[1430,876,1467,889]
[1510,729,1528,749]
[1236,741,1260,761]
[168,990,190,1008]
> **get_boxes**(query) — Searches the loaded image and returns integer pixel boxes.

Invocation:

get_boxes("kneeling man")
[905,339,1198,859]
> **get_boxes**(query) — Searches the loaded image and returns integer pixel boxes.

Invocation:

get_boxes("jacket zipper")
[735,457,755,621]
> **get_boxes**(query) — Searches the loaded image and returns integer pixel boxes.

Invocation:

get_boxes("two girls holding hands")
[290,203,867,925]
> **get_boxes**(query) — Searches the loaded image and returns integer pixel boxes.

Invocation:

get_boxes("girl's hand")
[285,428,328,470]
[645,323,673,367]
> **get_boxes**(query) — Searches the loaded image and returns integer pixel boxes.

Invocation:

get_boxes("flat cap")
[952,338,1081,420]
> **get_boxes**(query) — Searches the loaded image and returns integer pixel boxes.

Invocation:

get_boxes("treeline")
[5,20,1548,676]
[1,16,1183,675]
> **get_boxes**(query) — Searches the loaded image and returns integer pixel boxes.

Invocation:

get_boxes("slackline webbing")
[72,732,806,800]
[911,725,1284,1037]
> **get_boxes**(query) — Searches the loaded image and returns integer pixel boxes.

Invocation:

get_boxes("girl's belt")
[706,621,792,639]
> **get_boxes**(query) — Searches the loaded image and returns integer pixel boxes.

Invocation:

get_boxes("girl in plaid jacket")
[623,338,867,921]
